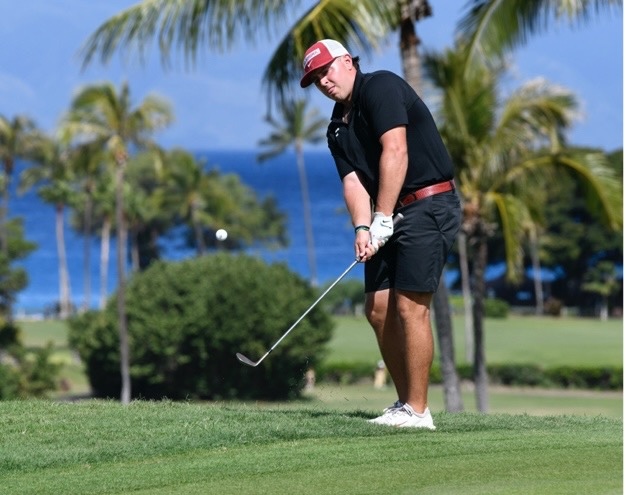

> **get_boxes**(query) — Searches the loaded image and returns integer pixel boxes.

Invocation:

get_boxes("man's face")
[312,55,355,104]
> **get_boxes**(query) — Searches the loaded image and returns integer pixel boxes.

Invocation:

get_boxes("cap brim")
[300,60,334,88]
[300,72,315,88]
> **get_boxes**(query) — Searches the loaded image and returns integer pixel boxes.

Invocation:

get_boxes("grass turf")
[0,400,622,495]
[326,315,623,367]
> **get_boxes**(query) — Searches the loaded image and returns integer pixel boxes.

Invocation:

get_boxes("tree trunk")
[399,10,423,96]
[130,227,140,272]
[193,213,205,256]
[295,142,318,287]
[600,298,609,321]
[472,234,489,413]
[432,279,464,412]
[457,231,474,362]
[82,193,93,312]
[56,204,72,318]
[115,162,131,405]
[99,217,111,310]
[529,227,544,315]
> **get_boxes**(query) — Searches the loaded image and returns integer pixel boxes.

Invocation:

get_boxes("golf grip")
[259,213,404,359]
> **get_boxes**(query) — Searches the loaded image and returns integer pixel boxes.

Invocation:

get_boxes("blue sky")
[0,1,622,151]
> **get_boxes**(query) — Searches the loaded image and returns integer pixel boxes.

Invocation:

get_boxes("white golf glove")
[369,212,394,250]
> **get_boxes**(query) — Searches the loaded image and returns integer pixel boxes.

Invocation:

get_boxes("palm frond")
[458,0,622,74]
[495,77,579,153]
[488,191,530,283]
[261,0,399,105]
[80,0,294,69]
[553,150,623,231]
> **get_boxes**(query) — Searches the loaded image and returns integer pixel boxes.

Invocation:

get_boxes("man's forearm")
[376,128,408,215]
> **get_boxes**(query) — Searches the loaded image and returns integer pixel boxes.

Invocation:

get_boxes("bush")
[0,363,20,398]
[484,298,509,318]
[0,343,61,399]
[0,321,22,348]
[317,361,375,384]
[543,297,563,317]
[68,253,334,401]
[315,361,622,391]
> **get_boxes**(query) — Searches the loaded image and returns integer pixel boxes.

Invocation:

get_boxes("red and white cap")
[300,39,350,88]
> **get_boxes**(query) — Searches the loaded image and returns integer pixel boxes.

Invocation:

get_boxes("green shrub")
[0,343,61,399]
[0,321,22,348]
[317,361,375,384]
[484,298,510,318]
[488,364,548,387]
[68,253,334,401]
[543,297,563,316]
[315,361,622,391]
[0,363,20,398]
[545,365,622,390]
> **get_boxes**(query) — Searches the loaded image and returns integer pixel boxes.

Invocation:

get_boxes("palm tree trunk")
[82,194,93,312]
[472,233,489,413]
[56,204,72,318]
[295,142,318,287]
[130,227,140,272]
[529,227,544,315]
[193,213,206,255]
[432,279,464,412]
[458,231,474,361]
[99,217,111,310]
[399,2,423,96]
[115,162,131,404]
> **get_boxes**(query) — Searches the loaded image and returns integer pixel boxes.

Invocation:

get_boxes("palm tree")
[424,45,622,411]
[61,82,173,404]
[19,136,78,318]
[70,142,110,311]
[457,0,622,76]
[157,150,213,256]
[257,99,327,287]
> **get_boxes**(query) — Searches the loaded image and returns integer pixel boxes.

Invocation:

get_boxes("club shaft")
[257,259,359,364]
[237,212,404,366]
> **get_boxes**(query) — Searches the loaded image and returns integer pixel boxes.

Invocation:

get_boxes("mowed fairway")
[0,401,622,495]
[8,315,623,493]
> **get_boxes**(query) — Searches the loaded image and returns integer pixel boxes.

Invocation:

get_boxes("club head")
[236,352,259,367]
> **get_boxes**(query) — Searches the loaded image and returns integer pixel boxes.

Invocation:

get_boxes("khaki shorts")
[364,190,461,293]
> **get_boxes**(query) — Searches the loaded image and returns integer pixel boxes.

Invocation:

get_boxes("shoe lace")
[383,400,404,413]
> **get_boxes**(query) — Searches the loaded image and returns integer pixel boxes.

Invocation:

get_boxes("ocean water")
[12,149,362,314]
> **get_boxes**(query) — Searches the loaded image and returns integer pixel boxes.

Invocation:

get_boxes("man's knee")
[395,290,432,322]
[365,291,388,329]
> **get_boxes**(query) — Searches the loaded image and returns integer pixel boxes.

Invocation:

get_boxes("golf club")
[236,212,404,367]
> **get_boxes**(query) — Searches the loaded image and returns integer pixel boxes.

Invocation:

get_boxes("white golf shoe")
[367,400,404,425]
[369,402,436,430]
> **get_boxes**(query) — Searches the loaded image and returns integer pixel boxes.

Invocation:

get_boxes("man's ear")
[342,54,354,70]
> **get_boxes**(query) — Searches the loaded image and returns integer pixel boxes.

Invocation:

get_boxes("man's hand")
[369,212,394,251]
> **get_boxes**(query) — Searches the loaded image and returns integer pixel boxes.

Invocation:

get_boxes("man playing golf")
[301,39,461,429]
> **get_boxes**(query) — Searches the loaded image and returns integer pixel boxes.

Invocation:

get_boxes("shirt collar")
[331,70,365,121]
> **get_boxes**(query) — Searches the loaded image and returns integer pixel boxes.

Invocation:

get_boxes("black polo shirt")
[327,70,454,200]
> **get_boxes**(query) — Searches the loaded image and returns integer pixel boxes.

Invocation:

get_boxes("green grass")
[0,400,622,495]
[326,315,623,367]
[15,315,624,409]
[19,319,69,348]
[305,382,623,419]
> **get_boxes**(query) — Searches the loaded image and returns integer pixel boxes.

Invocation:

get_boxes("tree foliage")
[68,253,334,400]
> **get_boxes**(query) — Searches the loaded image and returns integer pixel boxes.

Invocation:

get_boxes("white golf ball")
[216,229,228,241]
